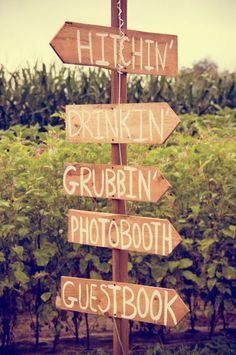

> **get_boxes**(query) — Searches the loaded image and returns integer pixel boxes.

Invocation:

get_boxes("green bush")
[146,338,236,355]
[0,109,235,345]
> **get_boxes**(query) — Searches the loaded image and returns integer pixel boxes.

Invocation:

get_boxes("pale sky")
[0,0,236,71]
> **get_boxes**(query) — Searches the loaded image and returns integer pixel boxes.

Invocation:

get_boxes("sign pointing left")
[50,21,178,76]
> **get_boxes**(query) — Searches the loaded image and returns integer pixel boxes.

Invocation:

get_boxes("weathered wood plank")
[60,277,189,326]
[66,102,180,144]
[68,209,182,256]
[50,22,178,76]
[63,163,171,202]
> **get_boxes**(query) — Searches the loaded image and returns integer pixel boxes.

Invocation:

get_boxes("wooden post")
[111,0,129,354]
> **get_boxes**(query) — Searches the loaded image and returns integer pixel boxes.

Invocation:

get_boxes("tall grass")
[0,60,235,129]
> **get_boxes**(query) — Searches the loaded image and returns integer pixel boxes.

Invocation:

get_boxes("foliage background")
[0,61,235,351]
[1,60,236,129]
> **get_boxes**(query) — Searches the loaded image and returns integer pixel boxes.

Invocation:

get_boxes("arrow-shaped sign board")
[50,22,178,76]
[66,103,180,144]
[68,209,182,256]
[63,163,171,203]
[59,277,189,327]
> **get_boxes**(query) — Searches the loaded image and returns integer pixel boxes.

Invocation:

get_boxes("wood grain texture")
[66,102,180,144]
[110,1,129,353]
[50,22,178,76]
[68,209,182,256]
[60,277,189,327]
[63,163,171,202]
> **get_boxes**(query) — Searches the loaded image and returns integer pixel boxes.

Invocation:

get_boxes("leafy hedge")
[0,109,235,347]
[1,60,236,129]
[146,339,236,355]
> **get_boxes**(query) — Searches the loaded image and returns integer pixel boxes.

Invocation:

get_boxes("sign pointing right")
[66,102,180,145]
[59,277,189,327]
[63,163,171,203]
[68,209,182,256]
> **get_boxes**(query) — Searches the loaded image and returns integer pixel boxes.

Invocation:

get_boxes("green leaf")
[223,266,236,280]
[205,304,214,318]
[97,262,110,273]
[166,275,176,285]
[207,278,216,290]
[80,259,88,274]
[14,270,29,284]
[0,252,5,263]
[34,243,57,266]
[200,238,218,251]
[128,262,133,272]
[90,271,101,280]
[41,292,52,302]
[222,226,236,238]
[182,270,198,282]
[168,261,180,272]
[179,258,193,269]
[34,271,48,279]
[90,254,101,268]
[151,265,168,281]
[207,264,217,278]
[13,245,24,258]
[0,200,10,208]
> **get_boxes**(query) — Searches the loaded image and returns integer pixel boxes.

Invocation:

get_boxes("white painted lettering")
[155,42,168,71]
[120,219,132,249]
[164,291,178,326]
[80,167,92,196]
[79,216,89,244]
[144,39,154,71]
[105,168,116,197]
[132,37,143,70]
[107,284,122,316]
[77,30,93,64]
[98,284,111,313]
[124,166,137,199]
[63,165,79,195]
[90,284,98,313]
[122,286,137,319]
[110,34,120,67]
[78,283,89,310]
[120,36,131,68]
[98,217,110,247]
[71,215,79,242]
[62,281,77,309]
[150,290,162,321]
[149,108,164,141]
[89,218,99,245]
[95,32,110,66]
[138,170,151,201]
[137,287,149,318]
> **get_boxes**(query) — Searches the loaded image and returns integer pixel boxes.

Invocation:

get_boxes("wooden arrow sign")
[59,277,189,327]
[50,22,178,76]
[66,103,180,144]
[68,209,182,256]
[63,163,171,202]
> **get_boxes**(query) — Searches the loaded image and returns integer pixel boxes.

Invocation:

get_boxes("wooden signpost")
[59,277,189,327]
[68,209,182,256]
[50,22,178,76]
[66,102,180,144]
[50,1,188,353]
[63,162,171,202]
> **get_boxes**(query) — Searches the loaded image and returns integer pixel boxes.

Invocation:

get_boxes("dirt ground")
[1,313,236,354]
